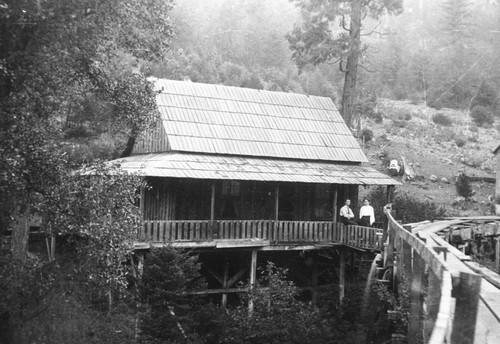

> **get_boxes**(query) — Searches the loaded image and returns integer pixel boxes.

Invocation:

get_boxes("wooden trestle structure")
[383,206,500,344]
[133,221,383,308]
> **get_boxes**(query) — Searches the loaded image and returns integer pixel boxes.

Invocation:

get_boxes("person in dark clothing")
[339,199,357,225]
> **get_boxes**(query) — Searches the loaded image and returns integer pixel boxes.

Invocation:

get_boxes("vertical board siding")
[139,220,380,249]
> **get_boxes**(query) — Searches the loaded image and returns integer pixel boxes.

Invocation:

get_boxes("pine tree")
[456,172,473,200]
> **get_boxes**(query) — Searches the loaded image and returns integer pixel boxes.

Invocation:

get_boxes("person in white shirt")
[359,199,375,227]
[339,199,357,225]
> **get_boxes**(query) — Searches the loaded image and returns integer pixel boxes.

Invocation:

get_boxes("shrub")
[432,113,452,126]
[471,105,494,127]
[471,80,498,111]
[369,111,383,123]
[364,188,447,223]
[454,138,466,148]
[359,128,374,143]
[456,172,473,199]
[392,193,447,223]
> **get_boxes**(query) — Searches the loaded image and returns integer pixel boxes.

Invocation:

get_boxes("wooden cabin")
[108,79,400,305]
[111,78,398,249]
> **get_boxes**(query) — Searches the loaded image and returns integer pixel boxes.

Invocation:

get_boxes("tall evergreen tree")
[286,0,403,126]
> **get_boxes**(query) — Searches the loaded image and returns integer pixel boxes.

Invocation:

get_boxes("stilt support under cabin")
[312,258,318,306]
[249,250,258,314]
[222,259,229,307]
[339,249,345,304]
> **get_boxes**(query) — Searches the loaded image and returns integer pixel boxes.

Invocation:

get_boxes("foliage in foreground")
[365,187,447,224]
[222,262,331,344]
[138,246,214,344]
[0,165,145,344]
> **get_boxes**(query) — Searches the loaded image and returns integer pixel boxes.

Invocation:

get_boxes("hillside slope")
[360,99,499,216]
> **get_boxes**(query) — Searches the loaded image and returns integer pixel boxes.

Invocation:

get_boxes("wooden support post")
[274,184,280,221]
[386,222,395,281]
[386,185,394,204]
[408,250,424,344]
[395,231,402,292]
[137,252,145,276]
[222,259,229,307]
[423,269,441,343]
[273,184,279,242]
[210,182,216,239]
[332,185,338,223]
[249,250,258,314]
[140,186,145,219]
[496,237,500,274]
[339,250,345,304]
[312,258,318,306]
[450,272,482,344]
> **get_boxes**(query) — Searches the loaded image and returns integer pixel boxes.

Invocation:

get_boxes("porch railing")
[136,220,383,250]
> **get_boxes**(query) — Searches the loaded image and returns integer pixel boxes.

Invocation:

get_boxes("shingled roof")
[113,79,399,186]
[131,78,367,163]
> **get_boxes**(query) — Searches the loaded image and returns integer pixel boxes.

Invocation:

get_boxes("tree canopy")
[286,0,403,126]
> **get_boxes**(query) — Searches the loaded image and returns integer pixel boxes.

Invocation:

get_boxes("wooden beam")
[227,267,248,288]
[205,266,224,285]
[222,259,229,307]
[339,250,345,304]
[249,250,258,314]
[332,185,338,223]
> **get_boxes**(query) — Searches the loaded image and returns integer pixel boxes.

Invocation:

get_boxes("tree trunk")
[11,208,29,263]
[120,135,136,158]
[341,0,362,128]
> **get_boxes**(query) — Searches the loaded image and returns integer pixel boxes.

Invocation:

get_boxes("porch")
[134,219,384,251]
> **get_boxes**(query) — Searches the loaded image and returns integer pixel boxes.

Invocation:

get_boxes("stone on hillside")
[453,196,466,204]
[441,177,450,184]
[429,175,438,182]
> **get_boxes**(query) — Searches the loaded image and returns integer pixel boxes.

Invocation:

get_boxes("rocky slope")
[360,99,499,216]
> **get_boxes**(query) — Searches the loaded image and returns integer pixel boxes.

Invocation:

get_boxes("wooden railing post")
[386,222,395,283]
[450,272,482,344]
[408,250,424,344]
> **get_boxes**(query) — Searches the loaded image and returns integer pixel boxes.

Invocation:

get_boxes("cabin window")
[314,184,332,220]
[221,181,241,197]
[217,181,275,220]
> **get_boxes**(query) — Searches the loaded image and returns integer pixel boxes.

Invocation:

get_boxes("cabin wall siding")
[142,178,359,222]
